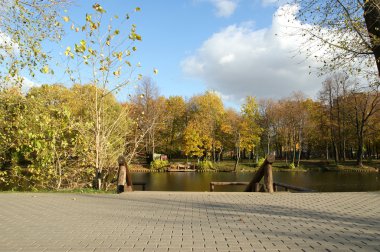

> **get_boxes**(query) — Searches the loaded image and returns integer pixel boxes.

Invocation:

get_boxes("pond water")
[131,171,380,192]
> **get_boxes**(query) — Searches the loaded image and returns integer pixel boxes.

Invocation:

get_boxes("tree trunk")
[357,139,363,167]
[292,142,296,164]
[234,146,240,172]
[364,0,380,76]
[297,128,302,167]
[357,130,364,167]
[332,141,339,164]
[218,147,223,162]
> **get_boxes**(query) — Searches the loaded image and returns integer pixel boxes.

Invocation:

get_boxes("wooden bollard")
[117,156,133,193]
[117,156,126,194]
[244,154,275,193]
[264,158,274,193]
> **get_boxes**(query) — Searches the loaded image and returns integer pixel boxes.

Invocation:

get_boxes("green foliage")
[0,84,126,190]
[199,160,214,171]
[64,3,143,190]
[257,157,266,167]
[0,0,69,88]
[288,163,296,169]
[150,160,169,170]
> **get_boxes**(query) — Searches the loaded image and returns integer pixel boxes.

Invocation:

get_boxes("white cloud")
[210,0,238,17]
[261,0,289,7]
[22,77,39,89]
[0,31,18,56]
[181,4,324,103]
[261,0,278,5]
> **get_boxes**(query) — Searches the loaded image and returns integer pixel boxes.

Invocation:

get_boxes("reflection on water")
[132,171,380,192]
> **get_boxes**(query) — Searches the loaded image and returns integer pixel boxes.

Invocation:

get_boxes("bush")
[199,160,214,170]
[150,160,169,170]
[257,157,266,167]
[288,162,296,169]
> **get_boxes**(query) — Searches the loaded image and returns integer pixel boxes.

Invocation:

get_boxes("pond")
[131,171,380,192]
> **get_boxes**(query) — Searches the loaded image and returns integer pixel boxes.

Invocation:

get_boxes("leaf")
[86,14,92,22]
[63,16,70,22]
[41,65,49,74]
[135,7,141,12]
[116,52,122,61]
[132,46,137,51]
[153,68,158,75]
[93,3,106,13]
[64,46,71,56]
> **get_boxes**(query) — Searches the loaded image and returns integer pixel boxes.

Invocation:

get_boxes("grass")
[0,188,115,194]
[164,158,380,172]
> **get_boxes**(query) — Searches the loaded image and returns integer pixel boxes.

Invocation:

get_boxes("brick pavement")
[0,192,379,252]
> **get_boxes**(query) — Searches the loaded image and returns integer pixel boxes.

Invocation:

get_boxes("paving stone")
[0,192,379,252]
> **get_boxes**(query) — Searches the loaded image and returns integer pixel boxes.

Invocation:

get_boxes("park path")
[0,192,379,251]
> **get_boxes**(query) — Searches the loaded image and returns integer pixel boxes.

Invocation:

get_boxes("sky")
[24,0,327,108]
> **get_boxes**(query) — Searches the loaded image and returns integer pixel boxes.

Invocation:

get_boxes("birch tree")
[65,3,148,189]
[0,0,69,88]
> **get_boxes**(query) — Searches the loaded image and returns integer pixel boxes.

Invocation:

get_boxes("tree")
[240,96,261,164]
[292,0,380,77]
[349,87,380,166]
[319,73,353,162]
[130,77,165,160]
[161,96,187,157]
[183,91,226,162]
[65,3,145,189]
[0,85,87,190]
[0,0,69,88]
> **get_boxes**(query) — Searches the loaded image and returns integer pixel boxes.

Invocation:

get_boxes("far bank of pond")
[131,171,380,192]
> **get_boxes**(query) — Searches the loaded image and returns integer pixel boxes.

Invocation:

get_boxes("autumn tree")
[349,86,380,166]
[240,96,261,162]
[0,0,69,88]
[0,85,93,190]
[130,77,166,161]
[65,3,145,189]
[319,73,353,162]
[291,0,380,77]
[183,91,226,162]
[161,96,187,157]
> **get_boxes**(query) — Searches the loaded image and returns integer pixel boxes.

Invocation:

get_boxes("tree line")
[1,73,379,190]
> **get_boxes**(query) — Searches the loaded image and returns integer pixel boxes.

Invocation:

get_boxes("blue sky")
[30,0,325,108]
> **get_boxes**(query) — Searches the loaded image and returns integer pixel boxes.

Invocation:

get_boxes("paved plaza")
[0,192,379,251]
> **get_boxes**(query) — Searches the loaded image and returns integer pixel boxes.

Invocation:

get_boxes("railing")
[210,182,249,192]
[273,182,315,192]
[209,181,314,192]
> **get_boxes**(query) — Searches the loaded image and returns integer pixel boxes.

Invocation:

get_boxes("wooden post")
[118,156,133,193]
[264,161,274,193]
[253,183,260,192]
[117,156,126,194]
[244,154,275,192]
